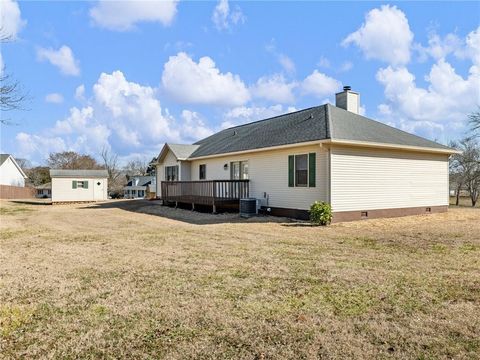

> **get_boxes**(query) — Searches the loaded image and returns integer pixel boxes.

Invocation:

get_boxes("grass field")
[1,199,479,359]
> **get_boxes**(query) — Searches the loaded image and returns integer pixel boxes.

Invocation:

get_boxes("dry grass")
[1,199,479,359]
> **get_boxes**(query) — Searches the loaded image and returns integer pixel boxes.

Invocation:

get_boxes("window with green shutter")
[288,153,316,188]
[308,153,316,187]
[288,155,294,187]
[84,180,88,189]
[72,180,77,189]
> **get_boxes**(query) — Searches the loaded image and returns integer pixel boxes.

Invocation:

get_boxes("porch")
[161,180,249,212]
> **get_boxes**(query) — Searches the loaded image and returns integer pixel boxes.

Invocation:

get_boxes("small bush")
[309,201,332,226]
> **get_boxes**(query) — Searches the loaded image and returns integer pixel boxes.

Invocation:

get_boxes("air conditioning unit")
[240,198,257,218]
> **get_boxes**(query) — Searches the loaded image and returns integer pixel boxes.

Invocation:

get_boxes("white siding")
[330,146,449,212]
[0,157,25,187]
[189,145,329,210]
[51,177,108,202]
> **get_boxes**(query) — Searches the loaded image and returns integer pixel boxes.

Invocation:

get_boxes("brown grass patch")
[0,199,479,359]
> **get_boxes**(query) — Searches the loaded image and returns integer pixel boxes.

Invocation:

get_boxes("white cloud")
[75,84,86,101]
[301,70,342,98]
[180,110,214,142]
[415,26,480,66]
[15,71,220,162]
[90,0,178,31]
[16,132,66,160]
[339,61,353,72]
[317,56,331,68]
[266,40,296,74]
[465,27,480,66]
[93,70,179,145]
[376,59,480,139]
[221,104,297,129]
[343,5,414,66]
[0,0,26,39]
[278,54,295,74]
[37,45,80,76]
[251,74,297,104]
[162,52,250,106]
[212,0,245,30]
[45,93,64,104]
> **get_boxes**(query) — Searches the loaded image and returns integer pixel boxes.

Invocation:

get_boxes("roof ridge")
[220,105,323,132]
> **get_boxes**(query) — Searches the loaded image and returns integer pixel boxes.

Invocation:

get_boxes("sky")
[1,0,479,165]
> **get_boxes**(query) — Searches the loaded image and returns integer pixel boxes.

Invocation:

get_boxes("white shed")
[49,169,108,203]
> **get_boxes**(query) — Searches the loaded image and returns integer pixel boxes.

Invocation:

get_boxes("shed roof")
[49,169,108,178]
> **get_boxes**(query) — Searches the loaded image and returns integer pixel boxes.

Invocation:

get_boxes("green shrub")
[309,201,332,226]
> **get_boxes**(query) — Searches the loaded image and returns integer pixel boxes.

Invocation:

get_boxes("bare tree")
[469,108,480,136]
[100,147,123,193]
[26,166,51,186]
[1,28,29,124]
[47,151,102,170]
[124,158,148,177]
[450,137,480,207]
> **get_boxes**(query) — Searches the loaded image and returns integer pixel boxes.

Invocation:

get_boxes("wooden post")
[192,203,195,211]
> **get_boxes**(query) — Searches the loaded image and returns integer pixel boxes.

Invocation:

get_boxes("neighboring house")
[50,169,108,203]
[0,154,28,187]
[155,87,459,222]
[124,175,156,199]
[36,182,52,198]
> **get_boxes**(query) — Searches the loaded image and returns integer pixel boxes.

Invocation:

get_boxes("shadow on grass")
[82,199,290,225]
[9,199,52,206]
[281,222,314,227]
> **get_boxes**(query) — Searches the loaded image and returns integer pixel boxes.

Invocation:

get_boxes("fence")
[0,185,36,199]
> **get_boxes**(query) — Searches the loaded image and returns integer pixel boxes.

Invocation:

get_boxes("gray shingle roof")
[188,104,453,158]
[49,169,108,178]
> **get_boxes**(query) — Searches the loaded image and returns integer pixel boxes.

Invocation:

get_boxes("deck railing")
[161,180,249,207]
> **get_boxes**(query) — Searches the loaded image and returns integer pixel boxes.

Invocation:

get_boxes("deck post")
[175,201,178,208]
[192,203,195,211]
[212,204,216,214]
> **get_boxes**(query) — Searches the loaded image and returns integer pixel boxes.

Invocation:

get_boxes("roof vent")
[335,86,360,114]
[233,130,237,136]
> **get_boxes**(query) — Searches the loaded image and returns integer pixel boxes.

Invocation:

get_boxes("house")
[50,169,108,203]
[35,182,52,198]
[124,175,156,199]
[154,87,458,222]
[0,154,28,187]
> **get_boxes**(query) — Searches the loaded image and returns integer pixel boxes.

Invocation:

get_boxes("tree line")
[449,110,480,207]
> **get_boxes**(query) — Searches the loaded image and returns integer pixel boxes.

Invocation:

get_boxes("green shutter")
[288,155,294,187]
[308,153,316,187]
[72,180,77,189]
[84,180,89,189]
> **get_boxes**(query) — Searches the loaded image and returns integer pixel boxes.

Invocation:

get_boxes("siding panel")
[330,146,449,212]
[188,145,329,210]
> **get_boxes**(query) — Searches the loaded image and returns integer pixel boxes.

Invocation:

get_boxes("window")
[199,164,206,180]
[295,154,308,187]
[165,166,179,181]
[72,180,88,189]
[288,153,316,187]
[231,161,248,180]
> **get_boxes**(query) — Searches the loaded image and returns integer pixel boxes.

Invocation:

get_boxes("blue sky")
[1,0,479,165]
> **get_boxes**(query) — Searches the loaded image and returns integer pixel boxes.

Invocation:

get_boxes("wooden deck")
[161,180,249,211]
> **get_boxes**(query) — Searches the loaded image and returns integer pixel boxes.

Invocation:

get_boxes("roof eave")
[330,139,460,154]
[187,140,329,160]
